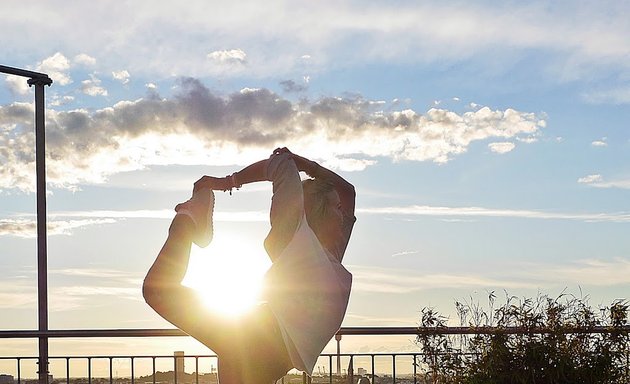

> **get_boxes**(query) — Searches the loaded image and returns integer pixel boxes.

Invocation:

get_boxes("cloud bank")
[351,258,630,294]
[0,78,544,192]
[2,1,628,82]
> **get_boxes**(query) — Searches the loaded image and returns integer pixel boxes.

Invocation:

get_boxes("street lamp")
[0,64,53,384]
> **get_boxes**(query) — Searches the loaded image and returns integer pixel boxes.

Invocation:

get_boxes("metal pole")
[1,65,52,384]
[28,74,53,384]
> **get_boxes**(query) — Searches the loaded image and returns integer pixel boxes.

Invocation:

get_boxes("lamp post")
[0,65,53,384]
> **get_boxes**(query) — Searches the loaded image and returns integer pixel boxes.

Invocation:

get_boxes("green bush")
[416,292,629,384]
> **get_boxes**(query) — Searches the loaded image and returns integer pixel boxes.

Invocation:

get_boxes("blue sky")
[1,0,629,363]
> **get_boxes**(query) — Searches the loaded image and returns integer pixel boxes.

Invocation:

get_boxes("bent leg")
[142,214,236,355]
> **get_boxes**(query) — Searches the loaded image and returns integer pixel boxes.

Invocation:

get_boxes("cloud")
[357,205,630,223]
[0,209,268,237]
[47,209,268,222]
[578,174,603,184]
[0,280,36,309]
[0,218,116,238]
[112,70,130,85]
[350,265,534,293]
[0,79,544,191]
[591,137,607,147]
[350,258,630,295]
[50,95,75,107]
[279,80,307,93]
[80,75,108,96]
[74,53,97,66]
[519,258,630,287]
[577,174,630,189]
[391,250,420,258]
[37,52,72,86]
[582,87,630,105]
[207,49,247,66]
[488,141,515,154]
[49,268,141,311]
[323,157,378,172]
[0,2,629,82]
[5,75,30,95]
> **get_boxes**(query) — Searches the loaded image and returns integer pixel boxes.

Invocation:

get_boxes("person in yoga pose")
[143,147,356,383]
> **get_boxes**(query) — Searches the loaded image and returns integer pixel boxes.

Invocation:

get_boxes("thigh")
[177,304,240,357]
[236,305,292,382]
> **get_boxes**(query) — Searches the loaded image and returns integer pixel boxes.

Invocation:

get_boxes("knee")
[142,274,162,309]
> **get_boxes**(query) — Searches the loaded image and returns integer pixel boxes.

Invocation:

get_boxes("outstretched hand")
[194,175,234,192]
[272,147,318,175]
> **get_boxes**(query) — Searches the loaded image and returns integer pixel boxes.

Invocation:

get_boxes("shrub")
[416,292,629,384]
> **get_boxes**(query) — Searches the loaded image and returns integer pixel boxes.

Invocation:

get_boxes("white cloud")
[49,95,75,107]
[520,258,630,287]
[0,280,36,309]
[207,49,247,65]
[391,250,419,258]
[80,75,108,96]
[74,53,97,66]
[0,2,628,80]
[4,75,30,95]
[37,52,72,85]
[577,174,630,189]
[357,204,630,223]
[323,157,377,172]
[0,79,545,192]
[488,141,515,154]
[578,174,603,184]
[350,257,630,295]
[350,265,534,293]
[0,209,268,237]
[112,70,130,85]
[591,137,607,147]
[582,87,630,105]
[0,218,116,238]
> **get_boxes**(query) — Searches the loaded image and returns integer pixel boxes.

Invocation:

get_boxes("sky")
[1,0,629,376]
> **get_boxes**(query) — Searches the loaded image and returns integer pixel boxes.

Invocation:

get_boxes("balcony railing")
[1,326,628,384]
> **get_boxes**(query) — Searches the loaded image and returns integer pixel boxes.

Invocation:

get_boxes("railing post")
[335,334,342,376]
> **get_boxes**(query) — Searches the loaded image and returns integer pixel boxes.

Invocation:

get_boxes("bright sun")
[182,233,271,317]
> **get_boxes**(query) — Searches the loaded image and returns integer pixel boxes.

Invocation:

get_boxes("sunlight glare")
[182,233,271,317]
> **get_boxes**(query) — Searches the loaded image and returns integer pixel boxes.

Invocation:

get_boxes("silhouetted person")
[143,147,356,384]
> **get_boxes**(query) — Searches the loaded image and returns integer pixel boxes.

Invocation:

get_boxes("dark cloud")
[279,80,307,93]
[0,78,545,191]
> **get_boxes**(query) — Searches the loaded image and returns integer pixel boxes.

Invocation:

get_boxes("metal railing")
[1,326,628,384]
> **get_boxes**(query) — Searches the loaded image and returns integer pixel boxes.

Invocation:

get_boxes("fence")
[1,326,628,384]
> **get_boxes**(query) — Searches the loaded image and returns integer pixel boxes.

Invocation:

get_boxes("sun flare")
[182,233,271,317]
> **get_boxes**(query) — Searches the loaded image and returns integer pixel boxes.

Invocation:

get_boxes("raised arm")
[284,149,356,219]
[278,148,356,261]
[195,149,304,261]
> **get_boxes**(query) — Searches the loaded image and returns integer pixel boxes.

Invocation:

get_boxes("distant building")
[0,375,14,384]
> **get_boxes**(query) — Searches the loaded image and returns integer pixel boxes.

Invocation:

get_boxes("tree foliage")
[416,292,629,384]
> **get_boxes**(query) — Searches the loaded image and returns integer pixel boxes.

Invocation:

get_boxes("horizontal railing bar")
[0,352,469,360]
[0,329,187,338]
[0,325,628,339]
[338,325,630,335]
